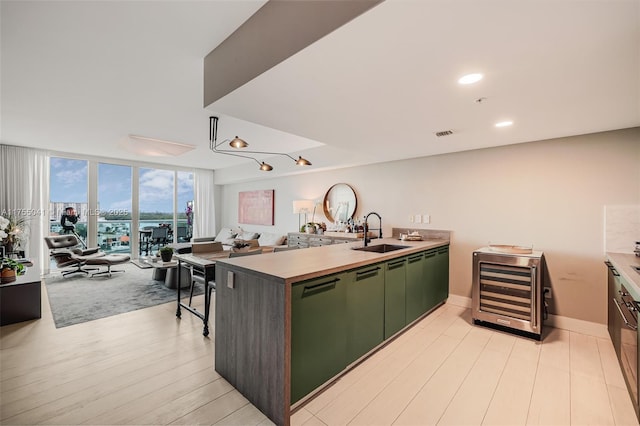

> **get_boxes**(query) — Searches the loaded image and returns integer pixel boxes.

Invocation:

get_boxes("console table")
[287,232,364,249]
[0,264,41,326]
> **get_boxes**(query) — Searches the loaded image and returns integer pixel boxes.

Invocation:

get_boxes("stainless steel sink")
[352,244,410,253]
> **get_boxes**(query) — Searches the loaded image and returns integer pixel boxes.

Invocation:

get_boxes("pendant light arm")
[208,116,310,169]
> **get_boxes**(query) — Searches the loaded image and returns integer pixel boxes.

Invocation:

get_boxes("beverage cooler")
[472,246,545,340]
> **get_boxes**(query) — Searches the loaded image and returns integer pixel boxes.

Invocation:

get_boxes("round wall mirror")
[323,183,357,223]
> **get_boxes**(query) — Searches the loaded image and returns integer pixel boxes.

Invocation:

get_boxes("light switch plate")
[227,271,234,289]
[414,214,422,223]
[423,214,430,224]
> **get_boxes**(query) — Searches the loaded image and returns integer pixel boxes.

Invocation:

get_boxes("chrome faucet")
[363,212,382,247]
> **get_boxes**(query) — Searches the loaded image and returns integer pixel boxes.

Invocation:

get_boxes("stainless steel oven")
[472,248,545,340]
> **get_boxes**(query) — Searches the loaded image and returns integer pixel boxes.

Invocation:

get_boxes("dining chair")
[273,246,300,252]
[139,226,153,255]
[149,226,169,253]
[176,226,188,242]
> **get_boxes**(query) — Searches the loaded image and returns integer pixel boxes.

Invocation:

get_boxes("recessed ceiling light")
[495,121,513,128]
[458,73,483,85]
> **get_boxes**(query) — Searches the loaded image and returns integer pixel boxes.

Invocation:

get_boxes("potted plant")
[0,214,29,255]
[1,257,25,283]
[159,246,174,262]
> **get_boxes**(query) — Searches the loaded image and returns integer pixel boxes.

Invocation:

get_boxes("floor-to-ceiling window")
[49,157,88,242]
[49,156,194,260]
[97,163,132,253]
[177,171,194,242]
[139,168,174,253]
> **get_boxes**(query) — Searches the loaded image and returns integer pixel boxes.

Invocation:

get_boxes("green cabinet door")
[346,263,385,364]
[424,245,450,312]
[405,252,426,324]
[291,273,347,403]
[384,257,407,339]
[433,245,450,306]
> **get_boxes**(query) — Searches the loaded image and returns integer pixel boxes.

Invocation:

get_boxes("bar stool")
[188,242,223,307]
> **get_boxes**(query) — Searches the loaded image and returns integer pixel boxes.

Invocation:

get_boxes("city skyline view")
[50,157,194,218]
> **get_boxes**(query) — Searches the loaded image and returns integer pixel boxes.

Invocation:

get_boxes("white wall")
[219,127,640,324]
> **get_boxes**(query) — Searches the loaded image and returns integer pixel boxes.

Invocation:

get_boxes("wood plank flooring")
[1,282,637,425]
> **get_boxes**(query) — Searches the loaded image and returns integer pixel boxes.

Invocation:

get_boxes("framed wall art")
[238,189,275,226]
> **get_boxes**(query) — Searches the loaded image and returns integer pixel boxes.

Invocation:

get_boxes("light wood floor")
[1,283,638,425]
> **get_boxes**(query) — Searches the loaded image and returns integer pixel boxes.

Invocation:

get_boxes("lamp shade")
[292,200,314,214]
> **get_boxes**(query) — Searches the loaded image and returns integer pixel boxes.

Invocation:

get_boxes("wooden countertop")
[608,252,640,299]
[216,238,449,284]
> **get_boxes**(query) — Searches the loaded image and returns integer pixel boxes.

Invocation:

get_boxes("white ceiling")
[2,0,639,184]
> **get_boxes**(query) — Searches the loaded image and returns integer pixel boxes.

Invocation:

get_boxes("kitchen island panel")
[215,265,289,426]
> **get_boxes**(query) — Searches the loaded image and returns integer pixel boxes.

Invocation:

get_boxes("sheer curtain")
[193,168,216,238]
[0,144,50,270]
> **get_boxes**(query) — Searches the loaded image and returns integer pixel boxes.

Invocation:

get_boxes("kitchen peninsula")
[214,236,450,425]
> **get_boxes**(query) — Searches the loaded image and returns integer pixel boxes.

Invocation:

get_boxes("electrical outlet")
[544,287,552,299]
[423,214,430,224]
[414,214,422,223]
[227,271,235,289]
[409,215,414,223]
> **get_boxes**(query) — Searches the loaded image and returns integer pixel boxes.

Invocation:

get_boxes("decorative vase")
[1,268,16,284]
[4,242,13,255]
[160,251,172,262]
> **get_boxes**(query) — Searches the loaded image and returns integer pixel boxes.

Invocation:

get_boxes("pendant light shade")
[295,156,312,166]
[259,162,273,171]
[229,136,248,149]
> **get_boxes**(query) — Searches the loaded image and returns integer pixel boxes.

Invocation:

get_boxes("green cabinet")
[405,252,426,324]
[290,244,449,403]
[291,273,347,403]
[406,245,450,324]
[424,246,450,312]
[346,263,385,364]
[384,257,407,339]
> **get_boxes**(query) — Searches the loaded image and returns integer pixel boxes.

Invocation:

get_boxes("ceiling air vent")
[435,130,454,137]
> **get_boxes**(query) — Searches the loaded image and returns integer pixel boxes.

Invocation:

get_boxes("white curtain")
[193,168,216,238]
[0,144,50,271]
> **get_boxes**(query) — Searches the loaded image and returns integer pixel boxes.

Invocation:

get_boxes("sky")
[50,157,193,215]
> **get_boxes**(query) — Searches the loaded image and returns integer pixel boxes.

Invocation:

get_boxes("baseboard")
[546,314,608,338]
[446,294,472,308]
[446,294,608,338]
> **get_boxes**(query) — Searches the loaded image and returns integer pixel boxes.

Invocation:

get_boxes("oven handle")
[531,266,537,327]
[614,298,638,330]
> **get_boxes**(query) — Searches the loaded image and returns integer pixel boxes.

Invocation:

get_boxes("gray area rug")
[45,262,203,328]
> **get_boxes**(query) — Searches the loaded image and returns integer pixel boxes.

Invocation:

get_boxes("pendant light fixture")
[209,116,312,171]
